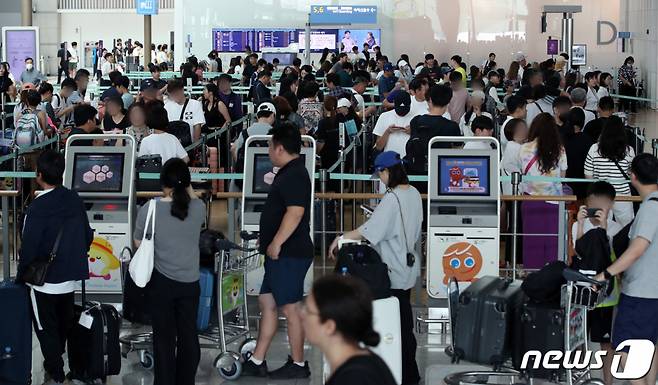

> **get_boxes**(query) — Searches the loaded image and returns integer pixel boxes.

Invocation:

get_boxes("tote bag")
[129,199,156,288]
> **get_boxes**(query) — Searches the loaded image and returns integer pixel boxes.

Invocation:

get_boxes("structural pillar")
[305,15,311,65]
[561,13,574,70]
[144,15,152,66]
[21,0,32,26]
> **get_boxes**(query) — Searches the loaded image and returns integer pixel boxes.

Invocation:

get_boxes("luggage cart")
[119,234,262,380]
[444,269,607,385]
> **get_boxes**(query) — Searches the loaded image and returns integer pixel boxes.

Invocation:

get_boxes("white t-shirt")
[101,62,116,79]
[350,88,365,112]
[585,87,599,111]
[165,99,206,139]
[597,87,610,99]
[459,111,493,137]
[571,217,623,250]
[409,97,451,120]
[501,141,522,195]
[372,109,413,157]
[572,106,595,127]
[69,48,79,64]
[138,132,189,164]
[463,140,491,150]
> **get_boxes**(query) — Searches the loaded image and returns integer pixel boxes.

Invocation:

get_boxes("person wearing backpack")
[15,90,47,148]
[231,102,275,164]
[164,79,206,143]
[404,84,461,193]
[329,151,422,385]
[593,154,658,385]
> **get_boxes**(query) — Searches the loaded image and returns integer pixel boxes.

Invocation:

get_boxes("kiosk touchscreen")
[241,135,316,296]
[427,138,500,298]
[64,135,136,297]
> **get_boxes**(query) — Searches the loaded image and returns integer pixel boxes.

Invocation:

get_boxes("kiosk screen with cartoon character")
[438,156,489,196]
[72,153,124,193]
[252,153,306,194]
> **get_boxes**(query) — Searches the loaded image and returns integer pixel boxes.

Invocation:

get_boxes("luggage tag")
[79,311,94,329]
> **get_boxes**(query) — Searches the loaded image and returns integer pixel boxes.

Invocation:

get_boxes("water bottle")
[340,266,348,276]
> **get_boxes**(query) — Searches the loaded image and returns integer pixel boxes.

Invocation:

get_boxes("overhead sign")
[1,27,39,80]
[136,0,158,15]
[309,5,377,25]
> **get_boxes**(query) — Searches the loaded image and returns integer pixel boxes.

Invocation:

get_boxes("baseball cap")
[383,62,394,72]
[514,52,526,62]
[373,151,404,177]
[257,102,276,116]
[140,79,157,91]
[394,91,411,116]
[398,60,409,68]
[337,98,351,109]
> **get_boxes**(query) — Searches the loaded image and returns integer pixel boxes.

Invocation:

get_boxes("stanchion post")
[319,169,328,272]
[511,172,521,280]
[201,134,207,167]
[1,92,6,137]
[653,139,658,157]
[2,195,9,279]
[339,151,345,233]
[351,148,357,230]
[12,148,18,261]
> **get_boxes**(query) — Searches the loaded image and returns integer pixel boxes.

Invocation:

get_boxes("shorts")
[260,257,312,306]
[612,293,658,350]
[588,306,614,343]
[68,62,77,70]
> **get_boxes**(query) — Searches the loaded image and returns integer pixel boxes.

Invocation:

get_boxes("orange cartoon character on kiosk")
[449,166,463,187]
[88,237,121,280]
[442,241,483,284]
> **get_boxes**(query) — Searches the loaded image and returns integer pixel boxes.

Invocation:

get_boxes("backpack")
[613,197,658,257]
[234,128,267,188]
[14,109,43,149]
[521,261,567,305]
[404,121,435,175]
[168,99,192,148]
[335,243,391,300]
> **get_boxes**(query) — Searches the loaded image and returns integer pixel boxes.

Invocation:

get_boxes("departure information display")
[296,29,338,52]
[254,30,297,51]
[212,29,255,52]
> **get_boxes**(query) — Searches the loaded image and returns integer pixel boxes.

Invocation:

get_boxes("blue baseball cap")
[383,62,394,72]
[373,151,404,178]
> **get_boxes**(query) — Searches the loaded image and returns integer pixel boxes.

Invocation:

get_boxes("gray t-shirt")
[359,186,423,290]
[233,122,271,152]
[623,191,658,298]
[134,199,206,283]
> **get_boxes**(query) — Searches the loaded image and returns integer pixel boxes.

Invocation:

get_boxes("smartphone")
[586,208,602,218]
[360,205,374,215]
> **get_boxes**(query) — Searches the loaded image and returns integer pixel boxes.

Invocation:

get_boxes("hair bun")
[361,329,380,347]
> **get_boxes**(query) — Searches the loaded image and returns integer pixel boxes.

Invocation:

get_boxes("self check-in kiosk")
[241,135,316,296]
[427,137,500,298]
[63,134,136,301]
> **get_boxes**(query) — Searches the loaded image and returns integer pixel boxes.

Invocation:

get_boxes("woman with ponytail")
[133,158,206,385]
[302,275,397,385]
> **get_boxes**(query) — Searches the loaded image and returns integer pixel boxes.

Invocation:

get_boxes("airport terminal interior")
[3,0,658,384]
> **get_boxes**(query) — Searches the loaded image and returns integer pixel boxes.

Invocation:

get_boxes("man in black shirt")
[250,71,272,106]
[242,53,258,85]
[242,123,313,379]
[584,96,614,142]
[418,53,440,81]
[69,105,102,147]
[56,43,70,84]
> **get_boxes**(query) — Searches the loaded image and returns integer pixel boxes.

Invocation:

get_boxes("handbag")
[18,226,64,286]
[129,200,156,288]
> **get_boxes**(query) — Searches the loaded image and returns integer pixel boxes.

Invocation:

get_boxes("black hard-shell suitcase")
[513,301,565,380]
[0,280,32,385]
[68,281,121,382]
[453,276,523,367]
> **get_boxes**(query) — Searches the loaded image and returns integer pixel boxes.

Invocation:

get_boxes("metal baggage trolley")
[119,234,262,380]
[444,269,607,385]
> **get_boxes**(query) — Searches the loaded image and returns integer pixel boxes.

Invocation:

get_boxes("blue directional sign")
[136,0,158,15]
[309,5,377,25]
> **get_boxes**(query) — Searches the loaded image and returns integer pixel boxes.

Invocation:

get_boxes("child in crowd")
[501,118,528,193]
[462,115,494,150]
[572,181,622,385]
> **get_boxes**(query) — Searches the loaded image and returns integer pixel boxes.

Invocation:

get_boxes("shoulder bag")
[612,158,640,212]
[129,199,156,288]
[391,190,415,267]
[18,226,64,286]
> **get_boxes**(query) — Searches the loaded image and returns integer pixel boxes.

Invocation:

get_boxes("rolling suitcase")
[371,296,402,385]
[0,257,31,385]
[207,146,224,193]
[68,281,121,383]
[513,301,565,380]
[197,268,215,331]
[453,276,523,367]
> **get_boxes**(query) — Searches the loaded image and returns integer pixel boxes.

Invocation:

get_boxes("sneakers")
[268,356,311,379]
[241,359,268,377]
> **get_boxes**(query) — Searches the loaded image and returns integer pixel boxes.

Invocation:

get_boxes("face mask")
[25,64,33,70]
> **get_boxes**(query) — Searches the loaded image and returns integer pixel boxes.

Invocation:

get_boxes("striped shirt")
[583,143,635,195]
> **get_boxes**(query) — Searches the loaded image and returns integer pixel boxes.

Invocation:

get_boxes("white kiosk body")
[241,135,316,296]
[63,134,136,298]
[427,137,500,298]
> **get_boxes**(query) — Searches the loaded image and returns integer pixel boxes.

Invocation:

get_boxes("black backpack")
[168,99,192,148]
[404,123,434,175]
[335,243,391,300]
[521,261,567,305]
[234,129,268,188]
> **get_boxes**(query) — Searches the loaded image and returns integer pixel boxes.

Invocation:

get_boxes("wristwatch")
[603,269,613,280]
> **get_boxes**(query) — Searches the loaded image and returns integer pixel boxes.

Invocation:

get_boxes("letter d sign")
[598,21,618,45]
[611,340,655,379]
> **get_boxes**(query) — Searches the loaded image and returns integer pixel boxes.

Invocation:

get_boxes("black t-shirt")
[325,353,397,385]
[140,78,167,92]
[315,117,340,170]
[69,127,101,146]
[419,66,440,81]
[583,117,609,142]
[102,114,130,133]
[565,132,594,200]
[259,157,313,259]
